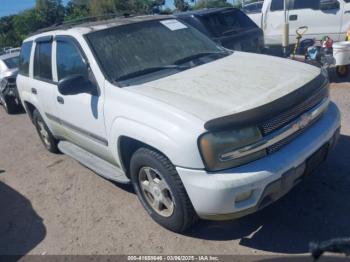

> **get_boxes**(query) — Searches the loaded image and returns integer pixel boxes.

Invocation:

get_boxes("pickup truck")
[17,15,341,233]
[247,0,350,48]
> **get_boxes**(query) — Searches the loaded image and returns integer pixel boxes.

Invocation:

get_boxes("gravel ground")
[0,70,349,257]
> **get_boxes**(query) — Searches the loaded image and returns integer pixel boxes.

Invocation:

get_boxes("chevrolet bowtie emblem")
[299,114,312,129]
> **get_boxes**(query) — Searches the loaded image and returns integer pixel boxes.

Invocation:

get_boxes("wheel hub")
[138,167,175,217]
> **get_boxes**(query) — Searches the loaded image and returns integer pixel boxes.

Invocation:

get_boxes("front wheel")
[130,148,198,232]
[33,109,59,153]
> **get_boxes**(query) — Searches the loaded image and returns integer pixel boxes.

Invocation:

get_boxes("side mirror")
[320,0,340,10]
[58,74,97,96]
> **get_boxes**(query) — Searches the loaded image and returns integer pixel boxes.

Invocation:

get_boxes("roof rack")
[29,12,140,36]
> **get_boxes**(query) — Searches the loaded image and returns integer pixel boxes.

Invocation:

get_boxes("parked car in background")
[247,0,350,50]
[242,1,264,14]
[0,52,21,114]
[6,47,21,54]
[176,8,264,53]
[17,15,340,233]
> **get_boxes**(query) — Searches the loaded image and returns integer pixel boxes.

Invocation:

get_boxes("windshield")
[3,56,19,69]
[86,19,228,85]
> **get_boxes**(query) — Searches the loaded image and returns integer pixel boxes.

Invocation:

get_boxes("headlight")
[198,127,266,171]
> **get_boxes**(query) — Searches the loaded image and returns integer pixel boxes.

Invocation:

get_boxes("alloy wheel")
[138,167,175,217]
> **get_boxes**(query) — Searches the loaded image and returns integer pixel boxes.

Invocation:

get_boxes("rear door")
[30,36,61,134]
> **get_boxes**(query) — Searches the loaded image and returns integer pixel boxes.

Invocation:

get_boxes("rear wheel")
[33,109,59,153]
[0,94,18,114]
[130,148,198,232]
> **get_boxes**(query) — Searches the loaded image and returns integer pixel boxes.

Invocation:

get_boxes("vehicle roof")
[0,52,20,61]
[25,14,174,41]
[176,7,239,17]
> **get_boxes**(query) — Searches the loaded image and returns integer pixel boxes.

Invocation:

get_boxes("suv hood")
[125,52,321,125]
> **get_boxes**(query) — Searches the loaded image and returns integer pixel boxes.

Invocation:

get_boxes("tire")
[0,95,18,114]
[130,148,198,232]
[336,65,349,78]
[32,109,59,153]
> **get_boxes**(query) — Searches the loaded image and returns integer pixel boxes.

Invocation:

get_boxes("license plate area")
[305,143,329,175]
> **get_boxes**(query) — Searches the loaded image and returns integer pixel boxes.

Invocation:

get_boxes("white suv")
[17,15,341,232]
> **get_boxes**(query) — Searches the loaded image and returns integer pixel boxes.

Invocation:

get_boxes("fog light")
[235,190,254,203]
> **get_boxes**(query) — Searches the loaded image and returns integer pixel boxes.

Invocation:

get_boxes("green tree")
[65,0,91,21]
[36,0,65,26]
[193,0,232,9]
[13,9,41,41]
[0,16,18,48]
[174,0,189,11]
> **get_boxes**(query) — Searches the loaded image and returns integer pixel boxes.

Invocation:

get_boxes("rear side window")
[34,41,52,81]
[19,41,33,76]
[292,0,320,10]
[56,40,88,81]
[200,10,256,37]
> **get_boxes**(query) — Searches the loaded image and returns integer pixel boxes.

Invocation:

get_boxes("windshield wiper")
[173,51,229,65]
[116,65,190,81]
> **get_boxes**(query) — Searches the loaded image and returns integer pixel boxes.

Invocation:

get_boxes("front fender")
[109,117,205,169]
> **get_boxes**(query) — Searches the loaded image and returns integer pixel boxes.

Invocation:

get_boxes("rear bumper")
[177,102,341,220]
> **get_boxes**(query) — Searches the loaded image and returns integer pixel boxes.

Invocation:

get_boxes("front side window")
[19,41,33,76]
[34,41,52,81]
[56,40,88,81]
[86,19,228,85]
[3,56,19,69]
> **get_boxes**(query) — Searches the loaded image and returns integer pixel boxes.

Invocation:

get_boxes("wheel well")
[118,136,166,178]
[23,101,36,122]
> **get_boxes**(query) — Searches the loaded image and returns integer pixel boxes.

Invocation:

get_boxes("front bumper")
[177,102,341,220]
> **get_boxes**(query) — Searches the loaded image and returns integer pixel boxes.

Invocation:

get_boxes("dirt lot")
[1,70,350,257]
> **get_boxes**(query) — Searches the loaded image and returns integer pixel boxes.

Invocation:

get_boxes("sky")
[0,0,239,18]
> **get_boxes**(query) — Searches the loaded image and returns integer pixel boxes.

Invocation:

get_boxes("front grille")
[259,86,328,136]
[267,113,323,154]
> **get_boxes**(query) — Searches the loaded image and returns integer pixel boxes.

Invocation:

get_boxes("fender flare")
[109,117,182,168]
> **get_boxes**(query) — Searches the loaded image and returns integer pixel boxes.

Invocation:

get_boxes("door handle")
[57,96,64,104]
[289,14,298,21]
[31,88,37,95]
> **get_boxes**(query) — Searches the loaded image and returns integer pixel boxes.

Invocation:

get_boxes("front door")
[52,36,110,161]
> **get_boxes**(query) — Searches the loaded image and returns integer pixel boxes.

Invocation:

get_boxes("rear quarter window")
[18,41,33,76]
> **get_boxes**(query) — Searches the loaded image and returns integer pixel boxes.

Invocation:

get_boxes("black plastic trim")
[204,74,327,131]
